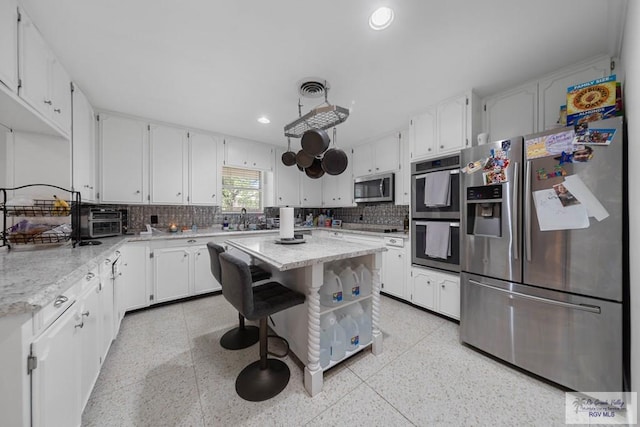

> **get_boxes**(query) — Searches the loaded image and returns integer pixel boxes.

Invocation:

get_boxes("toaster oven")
[80,208,122,238]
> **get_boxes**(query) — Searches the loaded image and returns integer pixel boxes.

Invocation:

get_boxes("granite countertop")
[0,225,404,318]
[225,234,387,271]
[0,236,127,318]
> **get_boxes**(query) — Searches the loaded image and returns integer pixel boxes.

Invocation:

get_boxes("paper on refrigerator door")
[562,175,609,221]
[532,189,589,231]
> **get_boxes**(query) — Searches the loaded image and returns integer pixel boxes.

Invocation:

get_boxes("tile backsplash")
[106,203,408,233]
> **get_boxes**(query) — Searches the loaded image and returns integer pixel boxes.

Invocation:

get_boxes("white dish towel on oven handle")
[425,222,451,259]
[424,170,451,207]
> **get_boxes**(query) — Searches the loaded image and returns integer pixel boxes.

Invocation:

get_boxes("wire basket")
[2,199,73,217]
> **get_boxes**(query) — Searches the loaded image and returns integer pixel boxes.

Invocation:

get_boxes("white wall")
[621,0,640,394]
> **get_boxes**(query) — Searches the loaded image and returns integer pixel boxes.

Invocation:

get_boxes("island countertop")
[224,234,387,271]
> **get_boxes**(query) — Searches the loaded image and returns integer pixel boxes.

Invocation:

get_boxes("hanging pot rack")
[283,85,349,138]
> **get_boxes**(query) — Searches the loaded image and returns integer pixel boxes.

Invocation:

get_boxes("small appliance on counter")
[80,207,122,239]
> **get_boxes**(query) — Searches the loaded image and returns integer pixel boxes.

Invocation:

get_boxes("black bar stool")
[207,242,271,350]
[219,252,305,401]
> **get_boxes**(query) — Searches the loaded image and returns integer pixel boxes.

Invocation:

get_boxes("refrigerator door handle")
[524,160,532,261]
[468,279,601,314]
[512,161,519,260]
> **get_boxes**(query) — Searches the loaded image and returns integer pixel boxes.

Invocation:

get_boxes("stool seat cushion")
[248,282,306,321]
[219,252,305,321]
[249,264,271,282]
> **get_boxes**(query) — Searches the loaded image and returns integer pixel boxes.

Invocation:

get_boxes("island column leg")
[371,251,383,355]
[304,263,324,396]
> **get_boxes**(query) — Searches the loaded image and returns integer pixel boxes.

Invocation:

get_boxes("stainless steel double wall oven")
[410,154,461,273]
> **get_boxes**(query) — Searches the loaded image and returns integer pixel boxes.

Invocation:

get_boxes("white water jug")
[319,329,331,368]
[354,264,372,297]
[320,312,346,361]
[338,313,360,351]
[340,265,361,300]
[319,269,343,307]
[343,302,372,345]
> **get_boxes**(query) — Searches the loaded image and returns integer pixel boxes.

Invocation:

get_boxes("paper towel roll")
[279,207,294,239]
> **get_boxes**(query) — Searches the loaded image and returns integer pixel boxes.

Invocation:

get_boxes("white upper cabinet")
[409,107,436,160]
[411,91,479,161]
[224,137,274,171]
[149,124,188,205]
[71,85,96,202]
[537,55,611,131]
[482,82,538,143]
[189,131,220,205]
[301,174,323,207]
[0,0,18,92]
[436,91,476,154]
[49,57,72,132]
[18,9,71,136]
[99,114,149,204]
[18,11,49,117]
[274,148,301,206]
[482,55,612,139]
[353,132,400,177]
[323,153,354,207]
[397,128,410,205]
[352,144,374,177]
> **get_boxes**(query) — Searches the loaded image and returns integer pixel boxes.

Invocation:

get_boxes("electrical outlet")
[151,215,158,224]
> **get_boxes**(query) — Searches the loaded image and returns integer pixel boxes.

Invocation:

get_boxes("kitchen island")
[224,234,387,396]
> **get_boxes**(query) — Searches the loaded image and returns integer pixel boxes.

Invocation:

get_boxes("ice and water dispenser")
[465,185,503,238]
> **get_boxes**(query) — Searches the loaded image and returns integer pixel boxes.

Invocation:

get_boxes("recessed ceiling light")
[369,7,394,30]
[257,116,270,124]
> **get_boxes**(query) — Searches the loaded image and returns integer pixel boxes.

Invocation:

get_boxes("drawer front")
[34,282,79,334]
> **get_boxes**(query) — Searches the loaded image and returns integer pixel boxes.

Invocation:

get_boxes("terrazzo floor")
[81,294,570,426]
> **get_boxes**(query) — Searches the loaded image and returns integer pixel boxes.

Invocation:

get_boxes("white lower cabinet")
[381,242,407,299]
[193,245,221,294]
[410,266,460,320]
[98,258,115,361]
[117,243,151,319]
[30,301,81,427]
[153,241,221,302]
[154,247,191,303]
[78,273,102,412]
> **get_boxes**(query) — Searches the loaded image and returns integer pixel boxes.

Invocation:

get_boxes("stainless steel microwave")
[354,173,394,203]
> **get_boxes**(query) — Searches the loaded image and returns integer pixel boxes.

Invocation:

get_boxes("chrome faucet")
[239,208,247,230]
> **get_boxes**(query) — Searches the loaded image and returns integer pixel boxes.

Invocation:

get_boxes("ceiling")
[20,0,627,148]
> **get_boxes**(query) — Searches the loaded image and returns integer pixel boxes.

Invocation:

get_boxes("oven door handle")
[414,169,459,181]
[414,221,460,227]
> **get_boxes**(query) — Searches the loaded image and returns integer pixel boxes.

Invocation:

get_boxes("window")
[221,166,263,213]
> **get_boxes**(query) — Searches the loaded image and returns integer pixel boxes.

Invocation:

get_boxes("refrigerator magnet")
[537,166,568,180]
[573,128,616,145]
[462,159,484,174]
[572,145,594,162]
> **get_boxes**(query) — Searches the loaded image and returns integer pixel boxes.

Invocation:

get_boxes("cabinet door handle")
[135,190,141,194]
[54,108,61,113]
[187,239,196,243]
[44,99,52,105]
[211,194,215,198]
[53,295,68,307]
[176,192,181,196]
[86,272,95,280]
[75,322,84,329]
[82,310,90,317]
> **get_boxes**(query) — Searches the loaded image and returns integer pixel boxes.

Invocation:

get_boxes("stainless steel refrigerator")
[459,116,628,392]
